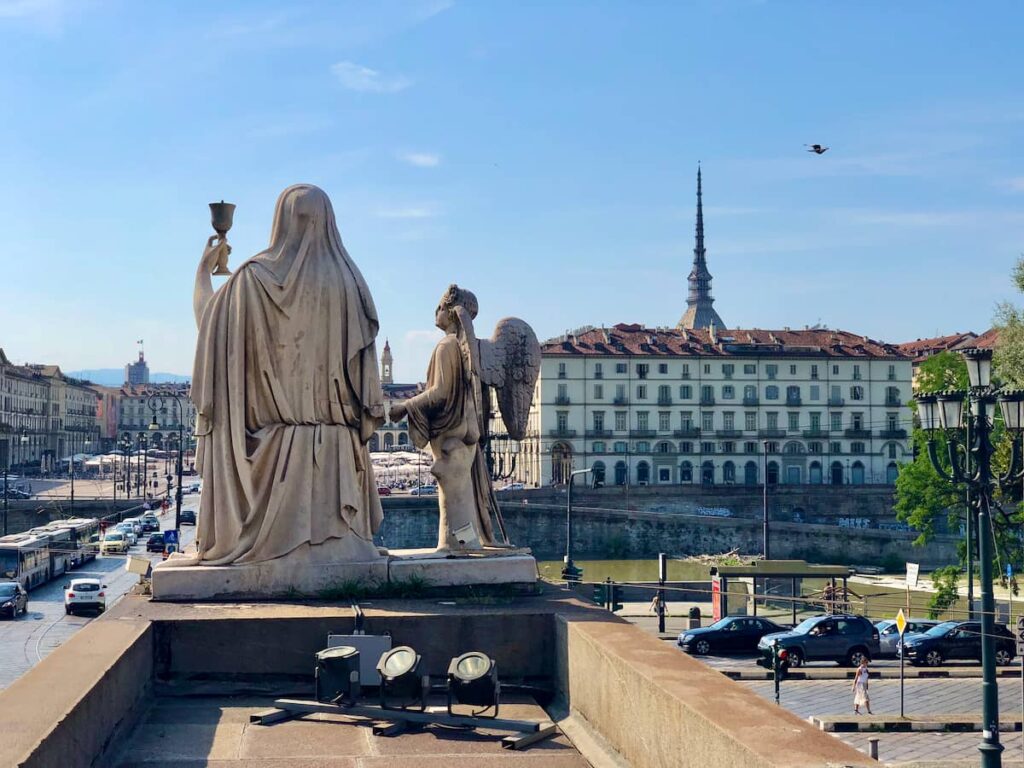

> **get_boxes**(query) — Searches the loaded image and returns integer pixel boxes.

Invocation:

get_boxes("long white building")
[506,169,914,488]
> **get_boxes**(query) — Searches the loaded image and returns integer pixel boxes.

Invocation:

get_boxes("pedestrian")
[852,658,872,714]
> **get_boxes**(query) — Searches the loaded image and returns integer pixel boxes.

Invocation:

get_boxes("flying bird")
[805,144,829,155]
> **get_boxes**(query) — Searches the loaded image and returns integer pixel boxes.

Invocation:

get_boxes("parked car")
[100,532,129,555]
[123,517,144,536]
[140,513,160,531]
[377,486,392,496]
[179,509,197,525]
[900,621,1016,666]
[183,483,201,495]
[875,618,940,658]
[0,581,28,618]
[3,488,31,500]
[146,533,166,553]
[678,616,788,655]
[114,523,138,546]
[64,578,106,615]
[758,614,880,667]
[409,485,438,496]
[498,482,526,492]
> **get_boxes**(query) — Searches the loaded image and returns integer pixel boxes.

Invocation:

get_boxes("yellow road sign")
[895,608,908,636]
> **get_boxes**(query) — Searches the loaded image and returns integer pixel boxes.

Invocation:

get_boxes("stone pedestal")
[388,548,537,588]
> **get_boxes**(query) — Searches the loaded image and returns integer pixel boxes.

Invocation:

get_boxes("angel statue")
[389,285,540,552]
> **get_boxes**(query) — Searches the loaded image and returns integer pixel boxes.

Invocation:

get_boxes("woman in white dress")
[852,658,872,714]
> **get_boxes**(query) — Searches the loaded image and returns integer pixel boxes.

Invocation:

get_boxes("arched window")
[784,441,804,455]
[723,461,735,484]
[637,461,650,485]
[766,461,779,485]
[656,441,673,454]
[398,432,409,446]
[831,461,843,485]
[851,461,865,484]
[614,461,627,486]
[384,432,394,449]
[886,462,899,484]
[744,461,758,485]
[809,461,822,484]
[592,461,606,486]
[369,434,380,452]
[701,460,715,486]
[680,461,693,483]
[552,442,573,485]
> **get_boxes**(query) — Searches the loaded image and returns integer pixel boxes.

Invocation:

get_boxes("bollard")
[868,736,879,760]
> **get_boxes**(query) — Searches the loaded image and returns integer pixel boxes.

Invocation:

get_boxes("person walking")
[852,658,872,714]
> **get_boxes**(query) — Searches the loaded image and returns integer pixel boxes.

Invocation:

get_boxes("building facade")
[117,383,196,451]
[124,346,150,387]
[0,349,51,471]
[370,342,424,451]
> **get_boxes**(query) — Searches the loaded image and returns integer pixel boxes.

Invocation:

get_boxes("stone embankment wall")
[4,498,144,533]
[378,494,958,568]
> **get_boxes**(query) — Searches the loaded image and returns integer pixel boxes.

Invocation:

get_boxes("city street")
[0,497,198,691]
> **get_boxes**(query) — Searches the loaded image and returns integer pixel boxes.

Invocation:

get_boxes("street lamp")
[915,347,1024,768]
[561,467,592,582]
[148,392,189,528]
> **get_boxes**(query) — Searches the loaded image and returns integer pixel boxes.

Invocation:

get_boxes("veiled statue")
[183,184,385,566]
[389,285,540,552]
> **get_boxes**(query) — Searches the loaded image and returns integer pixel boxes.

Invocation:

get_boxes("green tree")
[915,350,969,393]
[994,256,1024,386]
[927,565,962,619]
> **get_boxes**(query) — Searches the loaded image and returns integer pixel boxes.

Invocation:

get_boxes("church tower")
[381,339,393,385]
[678,166,726,331]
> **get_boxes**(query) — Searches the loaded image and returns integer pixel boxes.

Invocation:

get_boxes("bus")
[27,525,76,578]
[61,518,101,567]
[0,533,50,590]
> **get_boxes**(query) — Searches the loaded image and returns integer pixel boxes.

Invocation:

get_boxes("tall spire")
[678,165,726,331]
[381,338,393,385]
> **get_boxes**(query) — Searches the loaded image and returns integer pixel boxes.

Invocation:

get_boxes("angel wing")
[477,317,541,440]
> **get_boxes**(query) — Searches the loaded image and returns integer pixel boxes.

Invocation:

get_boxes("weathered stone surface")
[387,549,537,587]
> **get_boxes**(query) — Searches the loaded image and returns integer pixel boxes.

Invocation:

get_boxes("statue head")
[435,284,478,331]
[268,184,338,250]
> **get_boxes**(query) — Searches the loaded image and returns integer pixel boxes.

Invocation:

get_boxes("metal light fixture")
[377,646,424,710]
[916,394,940,433]
[998,390,1024,434]
[446,651,500,716]
[962,347,994,389]
[936,391,966,431]
[315,645,361,704]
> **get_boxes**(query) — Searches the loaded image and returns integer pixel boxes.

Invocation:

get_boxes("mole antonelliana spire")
[678,165,726,331]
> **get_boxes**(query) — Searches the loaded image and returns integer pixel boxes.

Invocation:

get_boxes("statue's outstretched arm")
[194,236,229,327]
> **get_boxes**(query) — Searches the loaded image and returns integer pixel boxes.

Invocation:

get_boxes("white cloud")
[375,205,440,219]
[397,151,441,168]
[331,61,412,93]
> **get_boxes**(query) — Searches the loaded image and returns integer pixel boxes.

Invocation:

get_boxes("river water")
[537,558,716,583]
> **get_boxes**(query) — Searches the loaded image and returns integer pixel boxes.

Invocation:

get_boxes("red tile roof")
[895,332,978,361]
[959,327,998,350]
[542,324,909,359]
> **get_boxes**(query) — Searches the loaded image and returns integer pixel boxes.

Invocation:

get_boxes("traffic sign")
[906,562,920,589]
[1016,616,1024,656]
[895,608,908,636]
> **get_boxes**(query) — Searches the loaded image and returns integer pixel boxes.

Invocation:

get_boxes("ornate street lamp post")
[916,347,1024,768]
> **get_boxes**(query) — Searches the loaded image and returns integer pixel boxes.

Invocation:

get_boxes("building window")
[637,385,647,399]
[592,441,606,453]
[832,365,839,375]
[680,411,694,429]
[766,364,778,379]
[809,384,820,401]
[789,364,797,375]
[593,412,605,431]
[681,363,690,379]
[887,412,898,431]
[888,364,896,381]
[722,385,735,400]
[809,442,822,454]
[830,412,842,432]
[745,412,756,431]
[701,412,714,432]
[679,384,692,399]
[852,412,864,430]
[614,441,627,453]
[744,384,757,402]
[594,362,603,379]
[557,411,568,431]
[680,461,693,482]
[886,386,901,405]
[723,412,735,430]
[680,441,693,453]
[700,384,714,403]
[766,412,779,429]
[616,363,627,374]
[765,441,779,453]
[658,467,671,483]
[723,461,736,483]
[744,441,757,454]
[658,363,668,374]
[809,412,821,430]
[636,441,650,453]
[656,441,673,454]
[557,383,568,401]
[636,363,649,379]
[615,384,626,402]
[703,364,711,374]
[659,411,670,431]
[830,441,842,454]
[765,385,779,400]
[658,384,671,403]
[850,385,864,400]
[788,412,799,431]
[853,364,862,380]
[722,363,734,378]
[615,411,627,431]
[888,443,898,459]
[594,384,603,399]
[558,362,566,379]
[744,461,758,484]
[701,441,715,453]
[614,461,627,485]
[721,441,735,453]
[744,364,756,375]
[637,411,649,430]
[810,364,819,380]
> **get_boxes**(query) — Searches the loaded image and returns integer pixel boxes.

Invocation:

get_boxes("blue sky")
[2,1,1023,381]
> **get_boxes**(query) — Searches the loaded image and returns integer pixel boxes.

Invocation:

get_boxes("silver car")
[875,618,940,658]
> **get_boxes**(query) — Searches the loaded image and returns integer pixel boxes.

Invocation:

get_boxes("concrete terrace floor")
[113,695,588,768]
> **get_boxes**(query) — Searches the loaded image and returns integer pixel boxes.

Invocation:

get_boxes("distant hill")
[66,369,190,387]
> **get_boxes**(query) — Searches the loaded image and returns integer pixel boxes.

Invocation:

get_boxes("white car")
[64,578,106,615]
[114,523,138,546]
[100,532,129,555]
[123,518,144,536]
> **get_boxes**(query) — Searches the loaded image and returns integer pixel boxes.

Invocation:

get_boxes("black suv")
[758,614,880,667]
[0,581,28,618]
[179,509,196,525]
[900,621,1016,666]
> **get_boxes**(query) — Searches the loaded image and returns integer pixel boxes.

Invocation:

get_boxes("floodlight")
[447,651,500,716]
[376,646,424,710]
[315,645,361,704]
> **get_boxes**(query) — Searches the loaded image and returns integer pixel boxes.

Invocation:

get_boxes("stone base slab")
[152,549,536,601]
